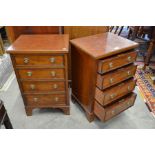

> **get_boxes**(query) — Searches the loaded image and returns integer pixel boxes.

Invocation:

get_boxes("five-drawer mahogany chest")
[70,32,139,122]
[7,34,70,116]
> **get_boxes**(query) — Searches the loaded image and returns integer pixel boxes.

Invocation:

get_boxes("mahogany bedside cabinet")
[0,100,13,129]
[70,32,139,122]
[7,34,70,116]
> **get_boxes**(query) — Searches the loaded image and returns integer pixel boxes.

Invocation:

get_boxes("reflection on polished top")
[7,34,69,53]
[70,32,139,59]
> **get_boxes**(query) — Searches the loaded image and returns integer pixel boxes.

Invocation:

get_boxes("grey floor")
[0,74,155,129]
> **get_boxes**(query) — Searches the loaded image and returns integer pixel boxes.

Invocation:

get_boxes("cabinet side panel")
[71,45,97,113]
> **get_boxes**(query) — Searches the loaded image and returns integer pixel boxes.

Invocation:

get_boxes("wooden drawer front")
[97,65,137,90]
[18,68,65,80]
[25,94,66,106]
[94,93,136,121]
[95,79,136,106]
[15,55,64,66]
[98,51,137,74]
[21,81,65,93]
[105,93,136,121]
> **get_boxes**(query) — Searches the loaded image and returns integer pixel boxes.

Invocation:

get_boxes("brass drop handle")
[127,56,132,62]
[119,83,125,86]
[53,84,58,89]
[110,94,116,99]
[51,71,56,77]
[127,86,131,91]
[109,62,113,68]
[24,57,29,64]
[127,70,131,76]
[30,84,35,90]
[110,78,114,84]
[119,99,125,103]
[33,97,38,102]
[55,97,59,102]
[111,110,115,115]
[127,101,131,106]
[50,57,55,63]
[27,71,32,77]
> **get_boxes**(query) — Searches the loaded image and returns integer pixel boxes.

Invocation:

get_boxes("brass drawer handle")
[30,84,35,90]
[127,101,131,106]
[27,71,32,77]
[109,78,114,84]
[50,57,55,63]
[33,97,38,102]
[119,82,125,86]
[110,94,116,99]
[127,70,131,76]
[111,110,115,115]
[55,97,59,102]
[119,99,125,103]
[51,71,56,77]
[127,86,131,91]
[127,56,132,62]
[24,57,29,64]
[53,84,58,89]
[109,62,113,68]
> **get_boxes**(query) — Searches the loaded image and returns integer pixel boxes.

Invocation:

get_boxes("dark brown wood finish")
[70,32,138,59]
[64,26,109,40]
[64,26,109,82]
[94,93,137,121]
[6,26,62,43]
[71,32,138,122]
[7,34,70,116]
[14,55,64,66]
[17,68,65,80]
[98,51,137,74]
[7,34,69,53]
[21,81,65,93]
[96,64,137,90]
[24,94,66,106]
[95,78,136,106]
[6,26,110,82]
[71,45,98,121]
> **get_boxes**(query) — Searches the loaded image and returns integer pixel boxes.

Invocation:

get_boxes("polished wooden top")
[70,32,139,59]
[7,34,69,54]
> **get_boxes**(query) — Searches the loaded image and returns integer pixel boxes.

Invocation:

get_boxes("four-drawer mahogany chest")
[7,34,70,116]
[7,32,139,122]
[70,32,139,122]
